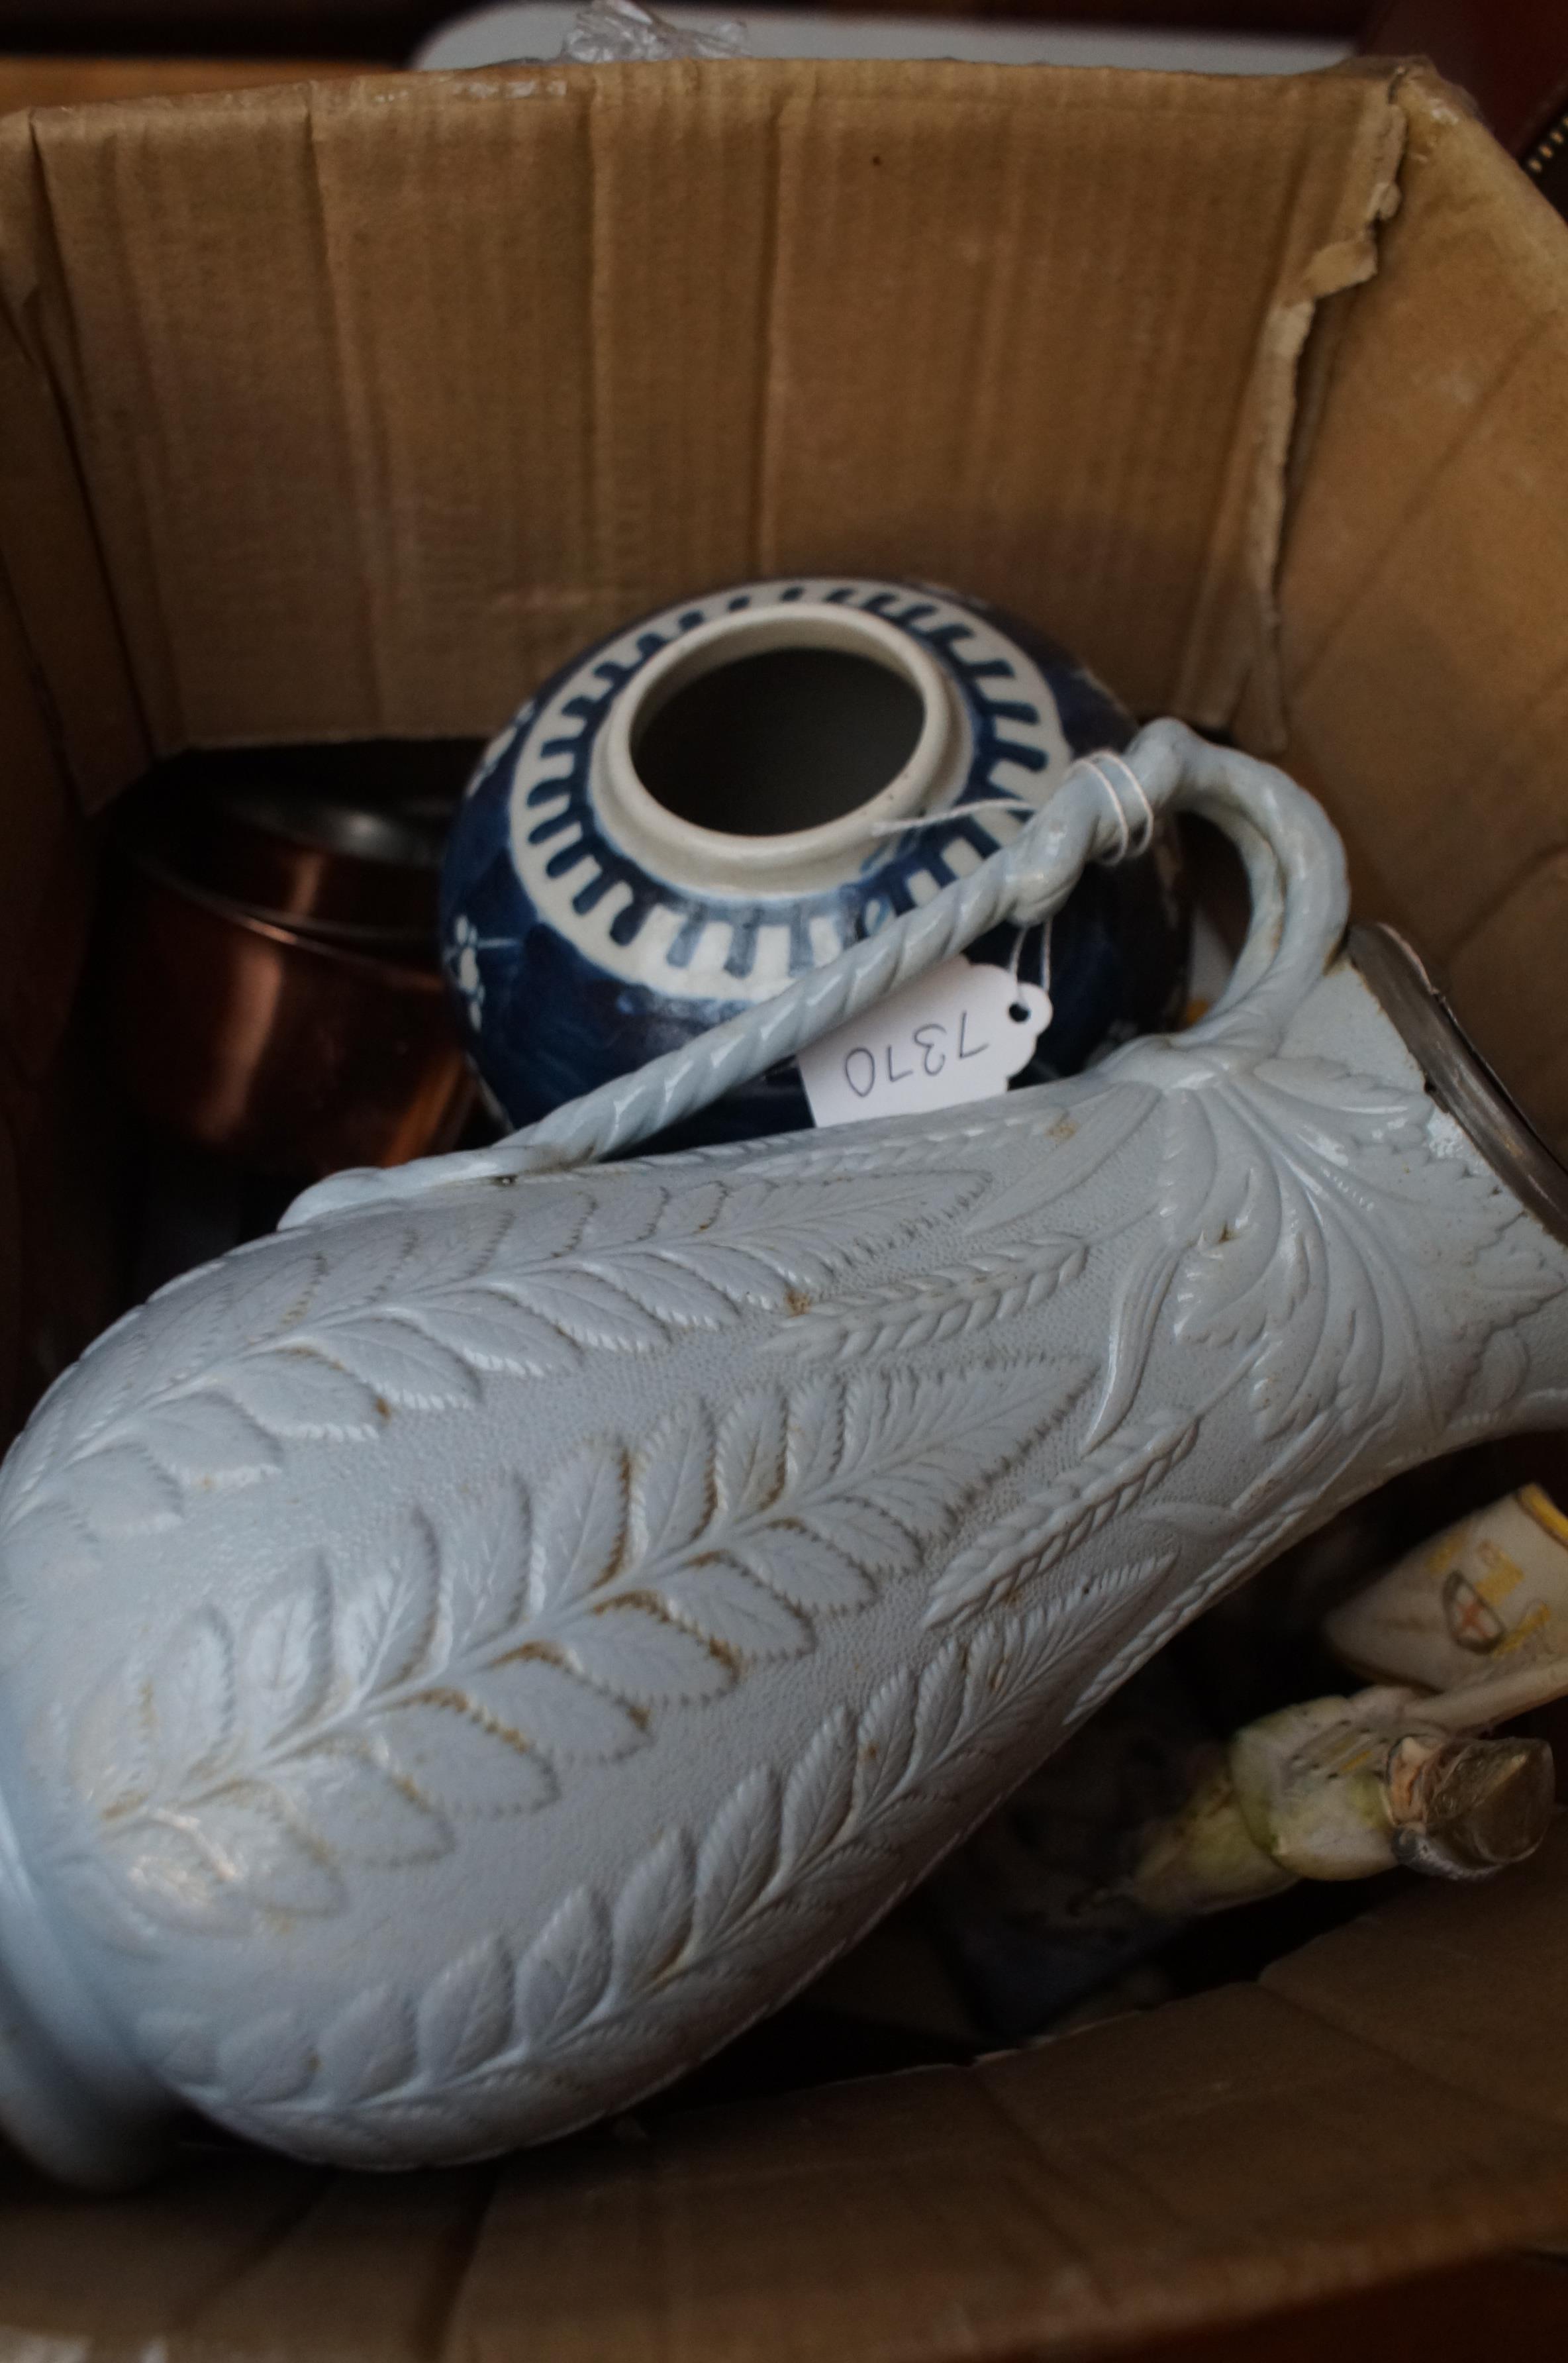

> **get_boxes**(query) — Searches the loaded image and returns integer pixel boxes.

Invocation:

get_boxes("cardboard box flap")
[3,1905,1568,2360]
[1264,1811,1568,2131]
[0,60,1407,795]
[0,1834,1564,2360]
[0,64,1564,2356]
[1278,68,1568,1140]
[0,127,150,810]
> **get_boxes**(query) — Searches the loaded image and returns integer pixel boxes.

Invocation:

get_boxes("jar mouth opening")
[601,603,957,881]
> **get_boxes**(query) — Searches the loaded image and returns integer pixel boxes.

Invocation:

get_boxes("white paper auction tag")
[798,958,1052,1129]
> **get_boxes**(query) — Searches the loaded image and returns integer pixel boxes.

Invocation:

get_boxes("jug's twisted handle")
[285,720,1348,1225]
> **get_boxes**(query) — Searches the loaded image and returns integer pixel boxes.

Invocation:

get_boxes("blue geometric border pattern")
[480,579,1131,1006]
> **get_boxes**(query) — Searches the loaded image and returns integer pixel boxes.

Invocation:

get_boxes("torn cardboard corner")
[1277,68,1568,1144]
[1206,61,1409,749]
[0,56,1414,800]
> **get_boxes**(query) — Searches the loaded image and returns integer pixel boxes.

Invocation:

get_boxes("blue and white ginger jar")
[441,578,1188,1144]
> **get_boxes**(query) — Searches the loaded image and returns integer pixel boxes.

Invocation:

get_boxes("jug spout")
[0,730,1565,2184]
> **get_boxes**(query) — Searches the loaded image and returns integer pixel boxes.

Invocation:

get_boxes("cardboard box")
[1,54,1568,2355]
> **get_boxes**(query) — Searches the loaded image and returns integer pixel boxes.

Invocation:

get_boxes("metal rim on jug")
[1349,922,1568,1250]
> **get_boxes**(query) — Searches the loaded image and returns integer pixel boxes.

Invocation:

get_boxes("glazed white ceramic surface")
[1,723,1565,2187]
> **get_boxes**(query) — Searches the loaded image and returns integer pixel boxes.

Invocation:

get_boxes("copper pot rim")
[116,766,449,945]
[124,850,450,992]
[215,783,446,872]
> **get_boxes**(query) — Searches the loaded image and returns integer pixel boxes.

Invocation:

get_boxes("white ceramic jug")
[1,722,1564,2186]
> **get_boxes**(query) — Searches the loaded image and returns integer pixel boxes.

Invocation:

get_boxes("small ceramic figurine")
[1130,1689,1553,1907]
[1326,1485,1568,1723]
[915,1654,1554,2042]
[1,721,1565,2188]
[439,577,1187,1139]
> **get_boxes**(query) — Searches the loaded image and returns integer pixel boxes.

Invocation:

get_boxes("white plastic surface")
[416,3,1350,74]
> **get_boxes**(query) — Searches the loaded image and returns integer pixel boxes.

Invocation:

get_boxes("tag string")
[865,764,1148,1017]
[863,794,1036,840]
[507,747,1149,1162]
[1077,752,1157,862]
[291,721,1304,1221]
[861,756,1155,867]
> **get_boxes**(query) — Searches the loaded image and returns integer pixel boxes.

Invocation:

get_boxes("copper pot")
[110,856,473,1178]
[126,772,448,948]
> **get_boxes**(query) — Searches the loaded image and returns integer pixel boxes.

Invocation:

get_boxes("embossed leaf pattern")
[337,1520,441,1701]
[375,1705,556,1817]
[145,1565,1171,2144]
[58,1354,1065,1940]
[443,1482,531,1652]
[501,1360,1077,1718]
[691,1769,779,1942]
[779,1709,856,1874]
[1089,1063,1561,1452]
[51,1034,1565,2149]
[189,1790,350,1911]
[417,1937,514,2082]
[62,1445,183,1537]
[763,1087,1163,1371]
[687,1080,1157,1196]
[513,1889,612,2051]
[119,1824,260,1936]
[143,1397,281,1489]
[927,1412,1199,1625]
[772,1242,1087,1364]
[222,1352,385,1442]
[60,1483,531,1941]
[243,1564,334,1748]
[288,1744,450,1867]
[612,1832,695,1993]
[217,2013,317,2104]
[1230,1060,1560,1431]
[530,1445,630,1614]
[602,1360,1082,1675]
[1,1166,983,1561]
[317,1986,416,2103]
[161,1609,239,1785]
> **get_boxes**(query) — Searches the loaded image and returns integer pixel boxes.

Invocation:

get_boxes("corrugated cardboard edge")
[0,1835,1560,2360]
[0,116,151,806]
[1226,58,1410,751]
[0,60,1423,791]
[1271,59,1568,1150]
[447,1854,1568,2363]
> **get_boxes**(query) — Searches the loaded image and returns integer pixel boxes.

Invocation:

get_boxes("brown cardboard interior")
[1,56,1567,2356]
[0,61,1409,771]
[2,1871,1568,2360]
